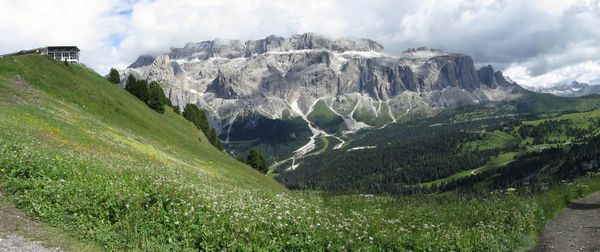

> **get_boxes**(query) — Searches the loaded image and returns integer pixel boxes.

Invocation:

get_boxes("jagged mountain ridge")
[525,81,600,97]
[120,33,517,142]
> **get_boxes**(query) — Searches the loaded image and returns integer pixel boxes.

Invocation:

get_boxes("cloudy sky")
[1,0,599,87]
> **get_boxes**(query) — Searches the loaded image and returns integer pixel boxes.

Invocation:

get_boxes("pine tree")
[173,105,180,115]
[182,104,222,150]
[246,148,268,174]
[107,68,121,84]
[147,81,165,113]
[208,127,222,151]
[128,79,149,102]
[182,104,198,125]
[198,110,209,136]
[125,74,137,94]
[182,104,210,136]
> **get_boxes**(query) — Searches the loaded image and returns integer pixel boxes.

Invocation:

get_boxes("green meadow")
[1,55,600,250]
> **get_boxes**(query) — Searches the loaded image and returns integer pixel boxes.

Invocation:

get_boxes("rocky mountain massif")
[525,81,600,97]
[120,33,517,158]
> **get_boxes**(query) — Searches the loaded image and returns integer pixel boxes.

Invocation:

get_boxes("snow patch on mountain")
[120,33,517,156]
[524,81,600,97]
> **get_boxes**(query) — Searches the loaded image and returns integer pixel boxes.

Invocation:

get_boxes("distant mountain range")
[524,81,600,97]
[121,33,517,147]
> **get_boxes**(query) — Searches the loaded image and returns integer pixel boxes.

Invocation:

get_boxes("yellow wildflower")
[1,169,4,173]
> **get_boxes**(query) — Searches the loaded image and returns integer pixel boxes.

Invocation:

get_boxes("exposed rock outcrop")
[120,33,516,138]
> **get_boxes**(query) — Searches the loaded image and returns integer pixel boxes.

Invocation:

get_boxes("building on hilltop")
[0,46,80,64]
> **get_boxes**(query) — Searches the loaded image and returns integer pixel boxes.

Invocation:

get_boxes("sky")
[1,0,600,87]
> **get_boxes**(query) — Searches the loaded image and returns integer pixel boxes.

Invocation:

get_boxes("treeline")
[417,135,600,194]
[107,70,173,114]
[107,70,223,150]
[273,96,600,195]
[517,119,600,144]
[273,108,526,195]
[348,109,524,149]
[495,117,600,146]
[182,104,223,150]
[319,134,600,196]
[273,101,600,195]
[117,73,172,114]
[275,130,503,194]
[517,119,572,139]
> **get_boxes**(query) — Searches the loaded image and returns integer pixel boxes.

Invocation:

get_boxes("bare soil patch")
[532,192,600,251]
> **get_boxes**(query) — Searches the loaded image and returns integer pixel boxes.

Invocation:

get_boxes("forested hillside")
[275,94,600,194]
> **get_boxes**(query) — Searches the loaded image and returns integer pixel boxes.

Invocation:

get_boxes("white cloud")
[505,60,600,87]
[1,0,600,86]
[0,0,131,75]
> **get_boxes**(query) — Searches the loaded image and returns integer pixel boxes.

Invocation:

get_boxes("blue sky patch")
[109,34,124,47]
[118,9,132,16]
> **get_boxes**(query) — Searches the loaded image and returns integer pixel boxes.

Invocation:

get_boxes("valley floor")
[532,192,600,252]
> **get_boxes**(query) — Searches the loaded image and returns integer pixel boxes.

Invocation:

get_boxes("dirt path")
[0,234,62,252]
[532,192,600,252]
[0,193,64,252]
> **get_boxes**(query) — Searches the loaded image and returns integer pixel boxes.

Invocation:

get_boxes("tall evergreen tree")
[182,104,223,150]
[107,68,121,84]
[182,104,210,136]
[125,74,136,93]
[147,81,166,113]
[127,79,149,102]
[246,148,268,174]
[197,110,209,135]
[182,104,198,126]
[208,127,223,151]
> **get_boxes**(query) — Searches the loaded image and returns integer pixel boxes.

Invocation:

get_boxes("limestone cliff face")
[120,33,516,136]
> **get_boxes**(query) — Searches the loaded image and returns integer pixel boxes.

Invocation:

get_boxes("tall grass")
[1,55,600,250]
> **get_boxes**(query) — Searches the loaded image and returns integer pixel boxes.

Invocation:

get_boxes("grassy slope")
[352,102,393,127]
[2,55,600,251]
[520,88,600,115]
[307,100,347,134]
[0,192,103,251]
[420,152,519,187]
[0,55,283,191]
[523,108,600,128]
